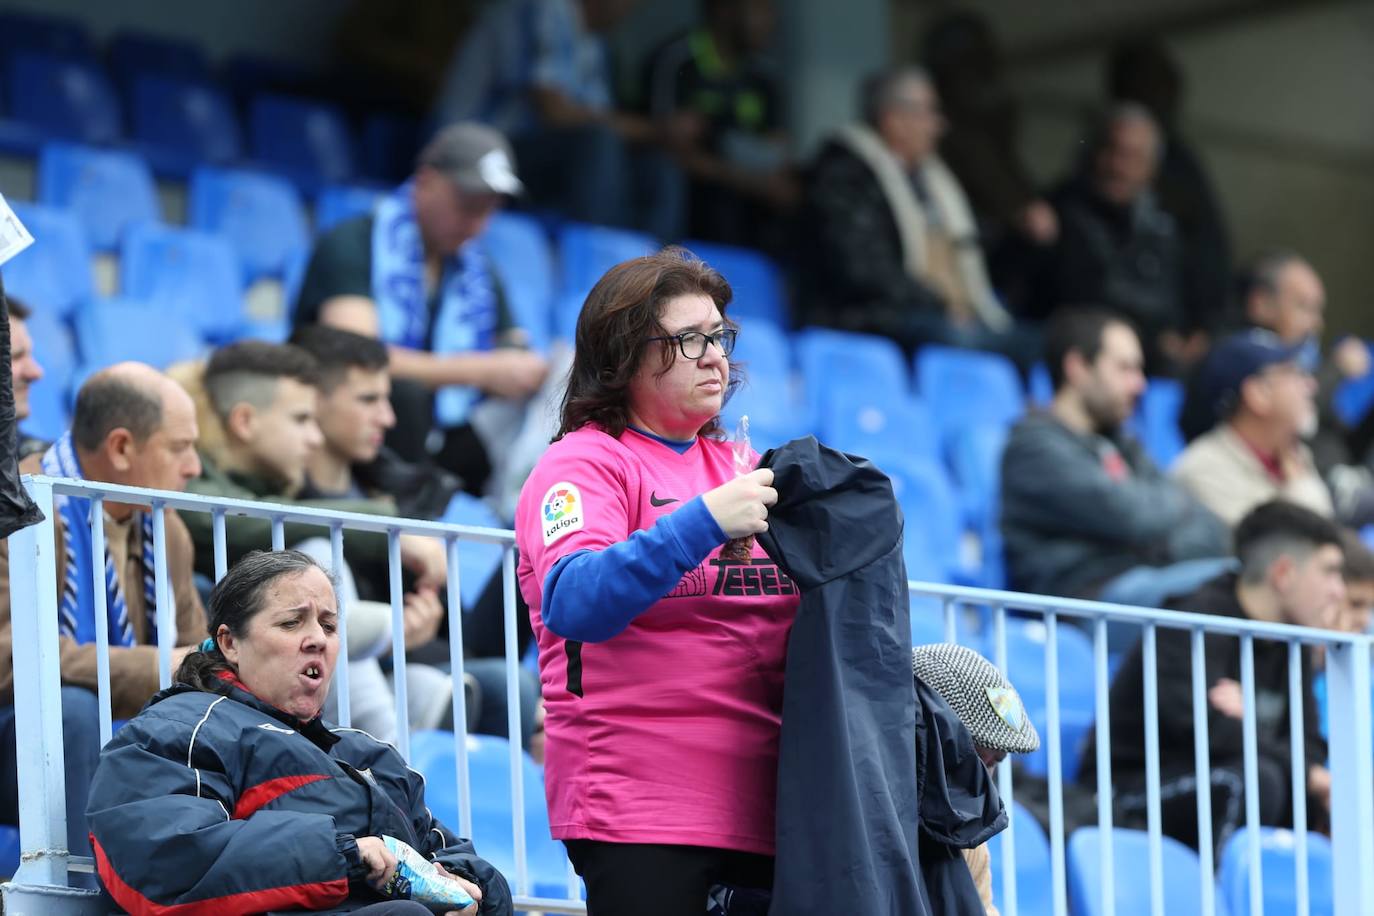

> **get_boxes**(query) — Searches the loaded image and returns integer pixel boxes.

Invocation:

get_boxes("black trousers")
[564,840,773,916]
[386,378,491,496]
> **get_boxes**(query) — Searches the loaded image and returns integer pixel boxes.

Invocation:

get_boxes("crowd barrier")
[2,476,1371,915]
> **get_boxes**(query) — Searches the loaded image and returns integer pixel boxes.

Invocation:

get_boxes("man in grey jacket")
[1000,308,1230,608]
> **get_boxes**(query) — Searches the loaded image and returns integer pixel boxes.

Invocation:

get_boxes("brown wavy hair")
[555,246,741,441]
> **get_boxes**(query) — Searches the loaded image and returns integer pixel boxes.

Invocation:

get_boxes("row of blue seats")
[0,10,413,188]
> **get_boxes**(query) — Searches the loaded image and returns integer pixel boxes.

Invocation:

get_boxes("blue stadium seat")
[120,223,246,343]
[719,380,811,455]
[0,825,17,878]
[822,391,940,467]
[37,142,159,253]
[991,617,1095,780]
[6,52,122,145]
[553,223,656,340]
[441,493,505,610]
[881,454,964,584]
[189,167,310,283]
[249,93,357,190]
[2,202,92,320]
[1333,343,1374,426]
[1132,377,1185,469]
[987,800,1054,916]
[1029,361,1054,405]
[915,345,1025,443]
[1219,828,1333,916]
[730,314,790,382]
[1068,826,1212,916]
[685,240,789,329]
[73,297,205,371]
[947,421,1009,532]
[479,212,555,351]
[795,327,909,421]
[22,309,78,443]
[130,76,242,174]
[108,32,209,85]
[315,184,383,234]
[408,730,574,899]
[0,11,92,63]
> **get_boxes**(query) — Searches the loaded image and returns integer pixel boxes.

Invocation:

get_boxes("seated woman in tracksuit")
[86,549,512,916]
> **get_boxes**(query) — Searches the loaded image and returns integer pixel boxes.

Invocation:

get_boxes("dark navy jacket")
[759,438,1004,915]
[86,678,512,915]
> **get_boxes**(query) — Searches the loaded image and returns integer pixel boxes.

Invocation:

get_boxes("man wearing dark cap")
[295,121,549,495]
[914,643,1039,915]
[1174,328,1332,527]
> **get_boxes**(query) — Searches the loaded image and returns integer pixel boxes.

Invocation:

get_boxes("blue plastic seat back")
[1133,377,1186,469]
[440,493,506,609]
[479,212,556,351]
[0,825,17,879]
[189,167,310,283]
[250,93,357,186]
[1219,827,1334,916]
[408,730,572,898]
[1028,360,1054,406]
[795,327,910,420]
[880,454,963,583]
[1068,826,1212,916]
[553,222,656,340]
[108,32,209,85]
[987,800,1054,916]
[719,380,811,455]
[7,51,121,145]
[73,297,205,371]
[0,11,91,63]
[121,222,246,343]
[131,76,242,165]
[915,345,1025,440]
[22,309,78,443]
[988,617,1096,781]
[947,421,1010,533]
[3,202,93,320]
[731,317,790,383]
[686,240,788,329]
[1333,343,1374,426]
[822,390,940,468]
[37,142,159,252]
[315,185,384,234]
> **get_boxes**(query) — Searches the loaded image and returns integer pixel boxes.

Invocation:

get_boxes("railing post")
[9,477,69,887]
[1326,637,1374,916]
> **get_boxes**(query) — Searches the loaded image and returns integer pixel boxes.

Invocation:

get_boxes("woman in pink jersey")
[515,248,795,914]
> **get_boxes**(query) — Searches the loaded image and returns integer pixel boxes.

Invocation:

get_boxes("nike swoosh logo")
[650,492,679,507]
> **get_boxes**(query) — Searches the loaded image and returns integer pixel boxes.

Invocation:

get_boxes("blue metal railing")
[3,476,1373,914]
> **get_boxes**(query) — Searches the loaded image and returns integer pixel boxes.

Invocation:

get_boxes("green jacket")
[183,456,400,585]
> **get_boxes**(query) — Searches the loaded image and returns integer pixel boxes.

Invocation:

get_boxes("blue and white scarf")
[372,182,500,428]
[40,432,156,647]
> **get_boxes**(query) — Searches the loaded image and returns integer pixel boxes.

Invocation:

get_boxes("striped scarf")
[39,432,156,646]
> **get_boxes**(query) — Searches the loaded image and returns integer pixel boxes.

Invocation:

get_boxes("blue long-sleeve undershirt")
[540,495,727,643]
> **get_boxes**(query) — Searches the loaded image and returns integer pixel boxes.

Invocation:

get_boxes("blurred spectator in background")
[1174,330,1333,527]
[290,325,541,750]
[1107,38,1233,339]
[180,341,457,742]
[434,0,685,241]
[0,362,205,861]
[295,123,548,498]
[334,0,482,115]
[921,12,1058,251]
[1337,529,1374,636]
[1082,501,1340,854]
[999,104,1197,374]
[642,0,795,252]
[799,66,1039,370]
[1001,309,1229,610]
[4,296,47,459]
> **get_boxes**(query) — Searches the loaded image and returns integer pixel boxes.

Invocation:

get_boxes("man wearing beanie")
[914,643,1040,915]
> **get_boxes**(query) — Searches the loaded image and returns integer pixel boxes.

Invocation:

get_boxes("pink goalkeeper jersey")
[515,427,800,854]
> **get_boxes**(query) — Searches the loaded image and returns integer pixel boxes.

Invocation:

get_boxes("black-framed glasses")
[645,328,738,360]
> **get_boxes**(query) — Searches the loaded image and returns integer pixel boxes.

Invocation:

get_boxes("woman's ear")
[217,623,240,667]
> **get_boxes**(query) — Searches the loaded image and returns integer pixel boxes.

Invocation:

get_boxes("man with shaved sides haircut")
[0,361,207,860]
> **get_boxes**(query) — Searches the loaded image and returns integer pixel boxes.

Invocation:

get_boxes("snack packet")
[381,835,476,911]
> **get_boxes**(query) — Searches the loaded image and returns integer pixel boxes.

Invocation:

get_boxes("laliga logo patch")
[541,482,584,545]
[985,686,1024,732]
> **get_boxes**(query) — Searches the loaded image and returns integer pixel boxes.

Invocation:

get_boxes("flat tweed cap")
[913,643,1040,754]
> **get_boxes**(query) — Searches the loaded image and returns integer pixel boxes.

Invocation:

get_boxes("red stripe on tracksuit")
[231,773,331,819]
[92,836,349,916]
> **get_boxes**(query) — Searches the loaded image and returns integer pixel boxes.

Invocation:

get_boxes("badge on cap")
[986,685,1024,731]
